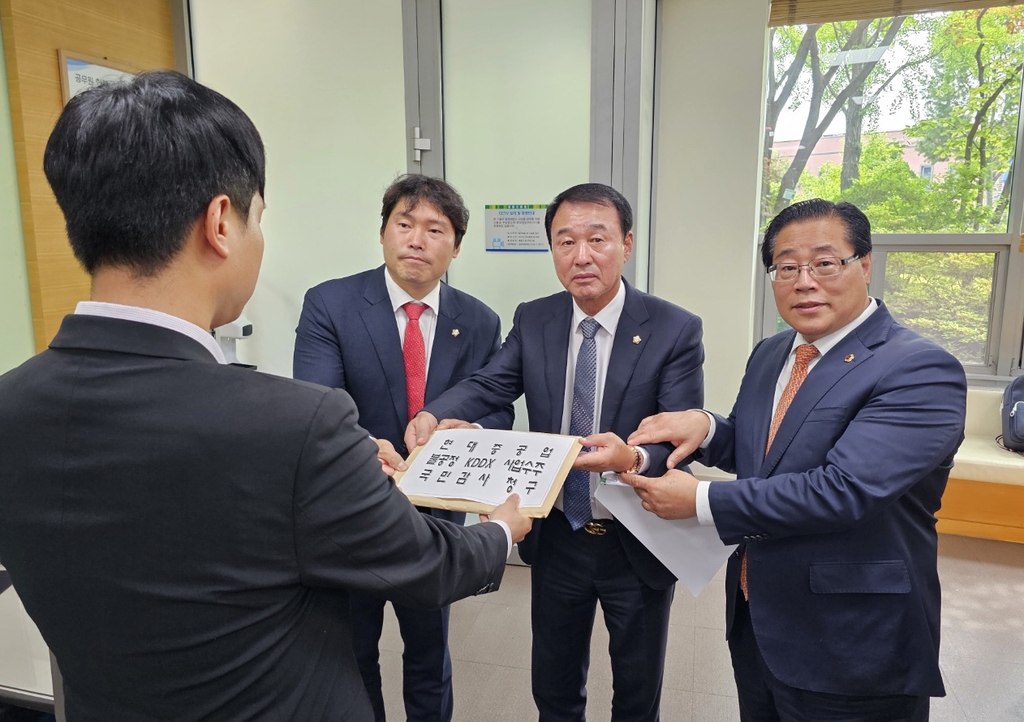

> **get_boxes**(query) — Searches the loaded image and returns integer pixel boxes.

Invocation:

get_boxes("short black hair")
[761,199,871,269]
[544,183,633,243]
[43,70,266,276]
[380,175,470,248]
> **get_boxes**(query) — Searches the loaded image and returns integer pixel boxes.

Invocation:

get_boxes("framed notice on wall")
[484,205,549,252]
[58,50,137,106]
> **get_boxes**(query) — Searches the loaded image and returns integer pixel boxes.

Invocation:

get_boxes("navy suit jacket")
[424,281,705,589]
[703,302,965,698]
[293,266,513,523]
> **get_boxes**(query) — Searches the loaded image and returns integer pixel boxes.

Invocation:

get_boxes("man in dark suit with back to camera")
[626,199,966,722]
[405,183,706,722]
[293,174,512,722]
[0,70,531,722]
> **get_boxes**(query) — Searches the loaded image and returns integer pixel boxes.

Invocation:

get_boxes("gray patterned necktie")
[564,317,599,530]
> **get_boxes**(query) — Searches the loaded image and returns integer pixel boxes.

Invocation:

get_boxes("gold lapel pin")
[844,353,855,363]
[451,329,460,337]
[632,335,642,345]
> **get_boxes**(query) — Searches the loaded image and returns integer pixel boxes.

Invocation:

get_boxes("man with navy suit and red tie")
[625,199,967,722]
[293,174,512,722]
[405,183,706,722]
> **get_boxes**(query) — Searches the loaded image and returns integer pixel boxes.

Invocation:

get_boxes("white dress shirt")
[695,298,879,526]
[383,268,512,555]
[384,266,442,368]
[555,282,649,519]
[75,301,226,363]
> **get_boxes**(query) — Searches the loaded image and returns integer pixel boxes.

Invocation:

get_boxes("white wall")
[440,0,592,431]
[651,0,770,414]
[441,0,592,335]
[190,0,409,376]
[0,31,35,374]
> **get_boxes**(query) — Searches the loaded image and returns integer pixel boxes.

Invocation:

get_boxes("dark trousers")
[349,592,453,722]
[728,592,930,722]
[531,508,674,722]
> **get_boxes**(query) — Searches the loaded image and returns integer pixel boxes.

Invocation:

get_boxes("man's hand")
[628,410,711,468]
[374,438,406,477]
[437,418,475,431]
[483,493,533,543]
[404,411,439,452]
[573,432,637,473]
[619,469,699,520]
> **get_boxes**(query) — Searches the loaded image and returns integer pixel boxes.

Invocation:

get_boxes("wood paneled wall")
[0,0,175,351]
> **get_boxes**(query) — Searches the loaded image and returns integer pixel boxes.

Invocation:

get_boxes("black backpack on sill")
[1001,374,1024,452]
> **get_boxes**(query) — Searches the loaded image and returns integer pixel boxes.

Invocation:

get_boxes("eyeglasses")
[767,254,861,283]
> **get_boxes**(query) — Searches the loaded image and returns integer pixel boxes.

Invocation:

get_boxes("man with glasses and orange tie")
[293,174,512,722]
[622,199,966,722]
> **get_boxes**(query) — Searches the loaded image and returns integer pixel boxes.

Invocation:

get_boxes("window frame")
[756,9,1024,379]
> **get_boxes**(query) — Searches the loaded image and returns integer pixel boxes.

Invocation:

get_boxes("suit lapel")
[600,283,649,432]
[758,304,893,476]
[751,335,792,472]
[543,295,573,433]
[360,269,407,425]
[425,284,464,403]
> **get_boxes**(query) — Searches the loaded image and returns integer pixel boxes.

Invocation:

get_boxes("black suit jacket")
[424,281,704,589]
[0,315,508,722]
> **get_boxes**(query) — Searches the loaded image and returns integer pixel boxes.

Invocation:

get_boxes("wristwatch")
[624,445,643,474]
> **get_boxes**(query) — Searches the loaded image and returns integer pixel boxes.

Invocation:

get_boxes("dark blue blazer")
[703,302,966,698]
[424,281,705,589]
[293,267,514,523]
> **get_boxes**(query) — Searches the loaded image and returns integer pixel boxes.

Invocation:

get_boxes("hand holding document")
[485,493,533,543]
[374,438,406,477]
[620,468,699,519]
[628,410,711,468]
[572,431,637,473]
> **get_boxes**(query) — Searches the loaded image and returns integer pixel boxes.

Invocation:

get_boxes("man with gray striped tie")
[405,183,705,722]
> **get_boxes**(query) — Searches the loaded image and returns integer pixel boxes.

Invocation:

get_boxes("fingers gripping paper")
[395,429,583,517]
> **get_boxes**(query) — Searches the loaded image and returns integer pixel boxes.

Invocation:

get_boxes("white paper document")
[397,428,579,513]
[594,481,737,597]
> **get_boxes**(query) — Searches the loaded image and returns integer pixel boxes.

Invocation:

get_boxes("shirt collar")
[793,297,879,358]
[571,278,626,335]
[383,266,441,316]
[75,301,227,363]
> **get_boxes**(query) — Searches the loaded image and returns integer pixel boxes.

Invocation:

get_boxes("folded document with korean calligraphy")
[394,429,582,517]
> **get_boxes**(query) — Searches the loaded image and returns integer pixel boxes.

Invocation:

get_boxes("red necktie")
[403,302,427,422]
[741,343,819,600]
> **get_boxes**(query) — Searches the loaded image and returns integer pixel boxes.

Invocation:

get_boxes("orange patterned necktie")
[741,343,819,600]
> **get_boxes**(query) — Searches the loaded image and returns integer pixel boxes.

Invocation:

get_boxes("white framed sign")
[58,50,137,106]
[484,204,549,252]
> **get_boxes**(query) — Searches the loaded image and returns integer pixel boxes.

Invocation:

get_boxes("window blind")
[770,0,1021,26]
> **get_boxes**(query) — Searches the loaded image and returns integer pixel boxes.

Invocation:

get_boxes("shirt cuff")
[636,446,651,473]
[695,481,715,526]
[490,520,513,558]
[698,410,716,450]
